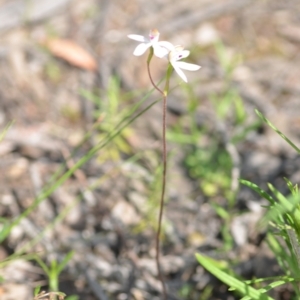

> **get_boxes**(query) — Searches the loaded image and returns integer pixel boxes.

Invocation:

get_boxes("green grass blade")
[255,110,300,155]
[240,179,275,204]
[0,121,14,142]
[266,233,295,274]
[261,184,300,227]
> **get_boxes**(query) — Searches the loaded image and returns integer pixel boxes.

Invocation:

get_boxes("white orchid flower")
[168,46,201,82]
[128,29,173,58]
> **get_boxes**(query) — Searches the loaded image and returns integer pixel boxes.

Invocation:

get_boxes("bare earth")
[1,0,300,299]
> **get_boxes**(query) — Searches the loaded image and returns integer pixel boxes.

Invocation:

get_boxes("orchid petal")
[128,34,148,42]
[174,61,201,71]
[176,50,190,60]
[157,41,175,52]
[153,41,175,58]
[153,45,169,58]
[133,43,151,56]
[172,62,188,82]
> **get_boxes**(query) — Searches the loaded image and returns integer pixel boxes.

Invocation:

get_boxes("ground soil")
[1,0,300,299]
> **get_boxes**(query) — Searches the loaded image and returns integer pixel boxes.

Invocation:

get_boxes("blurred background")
[1,0,300,299]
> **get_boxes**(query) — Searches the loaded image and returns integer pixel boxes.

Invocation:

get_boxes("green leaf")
[34,286,41,296]
[57,251,74,274]
[65,296,79,300]
[261,184,300,228]
[196,253,274,300]
[211,203,230,220]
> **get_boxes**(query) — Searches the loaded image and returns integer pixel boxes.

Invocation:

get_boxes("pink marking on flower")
[168,46,201,82]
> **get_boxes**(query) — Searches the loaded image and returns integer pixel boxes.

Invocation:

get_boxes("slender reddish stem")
[147,63,164,96]
[147,61,168,300]
[155,92,168,300]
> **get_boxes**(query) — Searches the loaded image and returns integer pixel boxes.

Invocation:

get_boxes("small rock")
[0,260,33,282]
[7,158,29,179]
[231,205,263,247]
[111,200,141,225]
[128,191,147,214]
[243,151,281,179]
[195,23,219,46]
[0,283,32,300]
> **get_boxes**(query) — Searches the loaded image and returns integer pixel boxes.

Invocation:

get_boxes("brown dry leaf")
[46,38,97,71]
